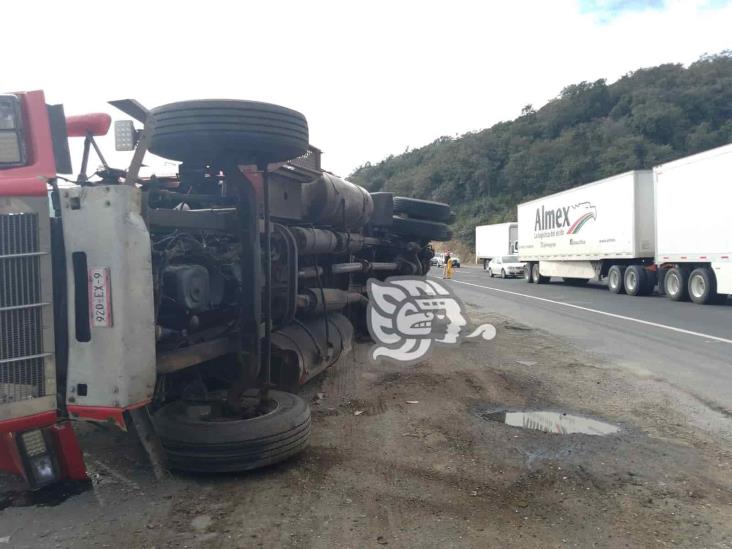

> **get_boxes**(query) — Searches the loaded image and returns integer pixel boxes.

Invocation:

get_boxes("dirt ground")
[2,307,732,548]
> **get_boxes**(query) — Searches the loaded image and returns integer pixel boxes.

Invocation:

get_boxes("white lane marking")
[436,276,732,345]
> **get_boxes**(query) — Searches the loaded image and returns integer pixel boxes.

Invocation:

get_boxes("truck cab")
[1,91,88,488]
[1,90,453,487]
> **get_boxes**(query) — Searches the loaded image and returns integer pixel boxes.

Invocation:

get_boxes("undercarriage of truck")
[0,92,453,485]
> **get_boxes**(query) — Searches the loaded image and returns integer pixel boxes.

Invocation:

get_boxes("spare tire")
[153,390,310,473]
[391,216,452,241]
[393,197,452,222]
[148,100,309,164]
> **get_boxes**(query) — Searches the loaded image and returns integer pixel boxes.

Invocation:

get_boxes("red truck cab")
[0,90,100,488]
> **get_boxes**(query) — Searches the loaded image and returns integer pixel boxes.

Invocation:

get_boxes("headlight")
[19,429,59,487]
[0,95,25,166]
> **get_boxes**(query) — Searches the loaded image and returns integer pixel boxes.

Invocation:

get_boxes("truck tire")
[608,265,625,294]
[665,267,690,302]
[524,264,533,283]
[392,197,452,222]
[531,263,548,284]
[642,269,658,295]
[483,259,489,271]
[148,100,309,164]
[624,265,647,296]
[688,267,722,305]
[656,269,668,296]
[153,390,310,473]
[391,216,452,241]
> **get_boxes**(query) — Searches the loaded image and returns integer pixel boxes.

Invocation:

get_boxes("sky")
[4,0,732,177]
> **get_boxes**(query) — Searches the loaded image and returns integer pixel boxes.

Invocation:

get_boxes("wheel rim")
[183,394,280,423]
[627,271,637,292]
[532,265,539,281]
[610,270,619,289]
[690,274,705,298]
[667,273,680,295]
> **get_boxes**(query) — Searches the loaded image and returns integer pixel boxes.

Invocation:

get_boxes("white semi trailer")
[654,143,732,304]
[517,171,657,294]
[475,222,519,269]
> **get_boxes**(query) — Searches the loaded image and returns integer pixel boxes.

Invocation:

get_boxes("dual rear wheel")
[608,264,654,296]
[665,266,726,305]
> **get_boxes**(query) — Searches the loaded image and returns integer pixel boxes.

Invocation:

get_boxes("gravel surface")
[2,308,731,548]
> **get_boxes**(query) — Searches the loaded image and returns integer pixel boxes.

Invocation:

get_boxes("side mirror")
[114,120,139,151]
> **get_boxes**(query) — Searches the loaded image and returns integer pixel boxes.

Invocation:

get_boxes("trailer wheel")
[642,269,658,295]
[483,259,489,271]
[688,267,721,305]
[524,264,533,283]
[153,390,310,473]
[531,263,548,284]
[148,100,309,164]
[392,197,452,222]
[665,267,690,302]
[656,269,668,296]
[391,216,452,241]
[624,265,647,296]
[608,265,625,294]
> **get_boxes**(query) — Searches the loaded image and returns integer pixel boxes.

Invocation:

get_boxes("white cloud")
[5,0,731,177]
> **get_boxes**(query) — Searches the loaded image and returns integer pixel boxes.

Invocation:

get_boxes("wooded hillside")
[350,52,732,247]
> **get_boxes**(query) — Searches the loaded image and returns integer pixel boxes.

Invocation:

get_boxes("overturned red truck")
[0,91,453,487]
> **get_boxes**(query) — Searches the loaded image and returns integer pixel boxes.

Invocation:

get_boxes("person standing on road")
[443,254,453,279]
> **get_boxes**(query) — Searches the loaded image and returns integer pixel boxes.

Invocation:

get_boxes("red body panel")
[51,422,88,481]
[0,90,57,197]
[0,433,25,477]
[0,410,58,434]
[0,414,87,482]
[67,400,150,430]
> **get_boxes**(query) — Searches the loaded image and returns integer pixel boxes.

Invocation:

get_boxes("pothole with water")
[479,410,619,436]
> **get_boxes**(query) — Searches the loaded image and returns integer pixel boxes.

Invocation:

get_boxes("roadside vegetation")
[350,52,732,248]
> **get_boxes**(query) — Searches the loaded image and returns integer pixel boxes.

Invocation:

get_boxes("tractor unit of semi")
[0,91,453,488]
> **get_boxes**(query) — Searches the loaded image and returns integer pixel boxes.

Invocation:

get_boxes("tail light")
[0,95,26,166]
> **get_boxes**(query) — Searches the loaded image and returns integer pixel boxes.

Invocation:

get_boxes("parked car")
[487,255,525,278]
[431,253,445,266]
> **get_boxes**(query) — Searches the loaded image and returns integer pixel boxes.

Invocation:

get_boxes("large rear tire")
[148,100,309,164]
[608,265,625,294]
[391,216,452,241]
[524,264,533,283]
[392,197,452,222]
[665,267,690,302]
[153,390,311,473]
[688,267,720,305]
[531,263,548,284]
[624,265,646,297]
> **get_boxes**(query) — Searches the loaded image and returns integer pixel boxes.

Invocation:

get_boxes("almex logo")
[534,201,597,235]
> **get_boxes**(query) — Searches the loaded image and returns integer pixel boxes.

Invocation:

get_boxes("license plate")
[88,267,113,327]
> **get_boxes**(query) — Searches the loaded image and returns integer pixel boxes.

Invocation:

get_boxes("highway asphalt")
[434,264,732,412]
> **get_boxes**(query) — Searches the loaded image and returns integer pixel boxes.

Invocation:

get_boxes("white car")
[431,253,445,267]
[487,255,525,278]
